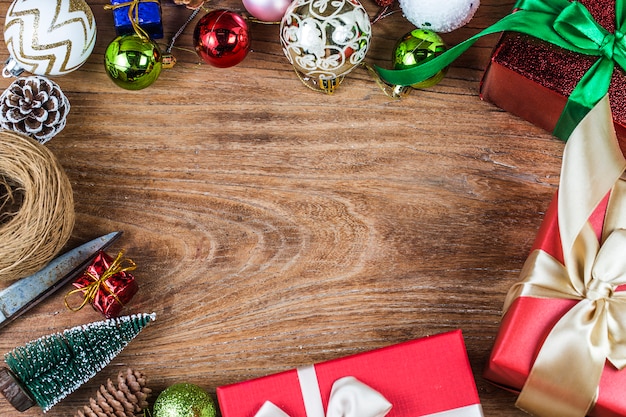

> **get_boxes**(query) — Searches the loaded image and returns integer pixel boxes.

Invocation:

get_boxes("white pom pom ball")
[398,0,479,33]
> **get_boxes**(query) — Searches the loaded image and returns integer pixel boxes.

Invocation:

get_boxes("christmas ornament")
[0,313,156,412]
[0,76,70,144]
[104,34,163,90]
[280,0,372,93]
[193,10,251,68]
[3,0,97,77]
[65,250,139,318]
[0,130,74,284]
[242,0,292,22]
[392,29,447,89]
[74,368,151,417]
[153,383,217,417]
[398,0,479,33]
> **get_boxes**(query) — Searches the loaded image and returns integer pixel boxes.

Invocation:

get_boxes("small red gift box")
[69,251,138,318]
[484,191,626,417]
[479,0,626,152]
[217,330,483,417]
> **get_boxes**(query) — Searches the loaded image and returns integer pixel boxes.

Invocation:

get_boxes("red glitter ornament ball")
[193,10,251,68]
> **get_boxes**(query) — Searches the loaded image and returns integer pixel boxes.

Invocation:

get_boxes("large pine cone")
[0,76,70,144]
[74,369,152,417]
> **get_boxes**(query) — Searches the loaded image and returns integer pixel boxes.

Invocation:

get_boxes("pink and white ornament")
[243,0,292,22]
[398,0,479,33]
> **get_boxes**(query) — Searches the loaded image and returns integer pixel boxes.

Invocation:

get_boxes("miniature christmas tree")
[0,313,156,413]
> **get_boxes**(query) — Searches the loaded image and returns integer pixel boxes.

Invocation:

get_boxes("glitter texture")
[153,383,217,417]
[491,0,626,128]
[3,313,156,412]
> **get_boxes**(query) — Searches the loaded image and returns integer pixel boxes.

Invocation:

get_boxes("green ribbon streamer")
[374,0,626,140]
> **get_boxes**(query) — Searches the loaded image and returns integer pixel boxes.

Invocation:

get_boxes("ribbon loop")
[552,2,609,54]
[591,229,626,287]
[254,375,391,417]
[326,377,392,417]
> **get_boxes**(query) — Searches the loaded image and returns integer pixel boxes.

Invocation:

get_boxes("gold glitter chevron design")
[4,0,96,75]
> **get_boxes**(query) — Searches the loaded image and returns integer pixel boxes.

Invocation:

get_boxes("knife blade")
[0,231,123,329]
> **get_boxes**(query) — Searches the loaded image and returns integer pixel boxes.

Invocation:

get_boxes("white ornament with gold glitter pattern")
[3,0,97,77]
[280,0,371,92]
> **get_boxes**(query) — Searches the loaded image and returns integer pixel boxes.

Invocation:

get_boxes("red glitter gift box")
[69,251,138,318]
[480,0,626,152]
[217,330,483,417]
[483,191,626,417]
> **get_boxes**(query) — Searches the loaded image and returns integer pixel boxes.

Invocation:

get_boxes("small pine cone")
[74,369,151,417]
[0,75,70,144]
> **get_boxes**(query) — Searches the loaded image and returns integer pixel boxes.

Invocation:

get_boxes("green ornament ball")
[392,29,448,89]
[153,383,217,417]
[104,34,162,90]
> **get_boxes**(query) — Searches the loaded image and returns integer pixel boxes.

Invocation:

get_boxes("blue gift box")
[110,0,163,39]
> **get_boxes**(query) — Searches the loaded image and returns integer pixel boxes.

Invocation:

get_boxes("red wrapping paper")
[484,193,626,417]
[217,330,483,417]
[479,0,626,153]
[71,251,138,318]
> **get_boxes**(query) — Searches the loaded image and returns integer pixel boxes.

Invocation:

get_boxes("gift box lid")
[217,329,483,417]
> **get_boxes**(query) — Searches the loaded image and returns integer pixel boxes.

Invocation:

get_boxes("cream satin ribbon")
[502,95,626,417]
[254,366,392,417]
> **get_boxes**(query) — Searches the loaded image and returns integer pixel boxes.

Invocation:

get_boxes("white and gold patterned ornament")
[280,0,372,94]
[3,0,97,77]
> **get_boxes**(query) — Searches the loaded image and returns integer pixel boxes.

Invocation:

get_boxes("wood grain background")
[0,0,567,416]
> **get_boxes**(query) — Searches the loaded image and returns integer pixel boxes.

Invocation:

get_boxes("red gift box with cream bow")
[484,97,626,417]
[216,330,483,417]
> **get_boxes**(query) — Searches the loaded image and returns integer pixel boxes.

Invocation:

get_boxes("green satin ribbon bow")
[374,0,626,140]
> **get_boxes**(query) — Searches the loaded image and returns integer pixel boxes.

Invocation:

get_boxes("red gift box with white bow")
[216,329,483,417]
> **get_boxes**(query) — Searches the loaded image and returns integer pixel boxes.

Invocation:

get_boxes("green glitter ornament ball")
[104,34,162,90]
[392,29,448,89]
[153,383,217,417]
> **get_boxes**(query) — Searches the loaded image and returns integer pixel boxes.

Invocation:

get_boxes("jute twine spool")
[0,130,75,284]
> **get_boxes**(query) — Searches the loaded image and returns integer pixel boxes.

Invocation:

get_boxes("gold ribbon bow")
[64,251,136,312]
[502,95,626,417]
[104,0,160,40]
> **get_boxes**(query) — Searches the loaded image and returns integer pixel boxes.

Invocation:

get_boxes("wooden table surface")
[0,0,568,416]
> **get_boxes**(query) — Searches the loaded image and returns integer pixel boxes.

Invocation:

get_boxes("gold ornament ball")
[153,383,217,417]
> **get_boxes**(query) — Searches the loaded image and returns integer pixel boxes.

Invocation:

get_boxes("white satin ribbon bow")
[254,367,392,417]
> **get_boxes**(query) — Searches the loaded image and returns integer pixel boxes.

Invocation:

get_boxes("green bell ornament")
[104,34,163,90]
[390,29,447,96]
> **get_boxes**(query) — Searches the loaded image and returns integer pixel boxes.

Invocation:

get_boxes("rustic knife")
[0,231,122,329]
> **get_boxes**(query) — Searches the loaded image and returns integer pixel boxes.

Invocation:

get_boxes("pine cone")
[0,76,70,144]
[74,369,151,417]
